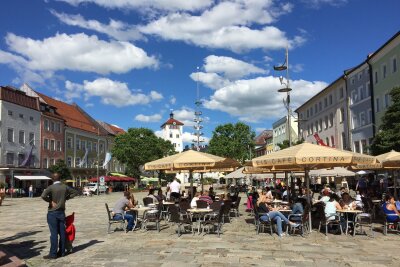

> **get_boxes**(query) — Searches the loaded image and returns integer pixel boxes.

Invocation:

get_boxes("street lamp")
[274,46,292,147]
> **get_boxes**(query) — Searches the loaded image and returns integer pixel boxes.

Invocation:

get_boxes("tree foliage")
[208,122,255,163]
[112,128,176,178]
[371,86,400,155]
[277,138,304,150]
[48,160,71,180]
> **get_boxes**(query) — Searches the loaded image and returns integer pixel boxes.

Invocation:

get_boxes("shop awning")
[14,175,52,180]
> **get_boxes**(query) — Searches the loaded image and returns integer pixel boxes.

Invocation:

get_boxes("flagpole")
[97,126,100,196]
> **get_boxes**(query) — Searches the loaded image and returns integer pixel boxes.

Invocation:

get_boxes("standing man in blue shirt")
[41,173,78,259]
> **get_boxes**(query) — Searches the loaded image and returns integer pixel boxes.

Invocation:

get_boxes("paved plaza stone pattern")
[0,192,399,267]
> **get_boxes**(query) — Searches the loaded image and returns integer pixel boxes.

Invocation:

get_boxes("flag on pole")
[78,148,89,167]
[20,145,34,167]
[102,152,112,168]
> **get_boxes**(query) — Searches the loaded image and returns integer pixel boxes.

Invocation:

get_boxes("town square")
[1,1,400,267]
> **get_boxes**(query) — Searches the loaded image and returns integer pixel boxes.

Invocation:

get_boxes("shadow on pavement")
[72,240,104,253]
[0,239,46,260]
[0,231,42,243]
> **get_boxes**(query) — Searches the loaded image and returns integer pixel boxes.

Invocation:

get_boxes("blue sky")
[0,0,399,144]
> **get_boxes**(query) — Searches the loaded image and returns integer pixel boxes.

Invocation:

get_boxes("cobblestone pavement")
[0,192,399,267]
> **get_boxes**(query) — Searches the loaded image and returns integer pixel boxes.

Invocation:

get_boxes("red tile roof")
[36,92,101,135]
[108,124,125,135]
[161,118,184,128]
[0,86,39,111]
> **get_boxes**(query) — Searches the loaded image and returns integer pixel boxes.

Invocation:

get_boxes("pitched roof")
[254,130,273,145]
[161,118,184,128]
[36,92,102,135]
[108,123,125,135]
[0,86,39,111]
[97,121,126,135]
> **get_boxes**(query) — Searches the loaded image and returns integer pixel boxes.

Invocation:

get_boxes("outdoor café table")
[187,208,212,234]
[131,206,151,229]
[337,209,363,235]
[267,200,282,208]
[162,201,175,205]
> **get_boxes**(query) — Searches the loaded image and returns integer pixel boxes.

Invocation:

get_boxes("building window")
[368,109,372,124]
[67,157,72,167]
[6,153,14,165]
[329,113,334,128]
[351,78,355,85]
[351,90,358,104]
[324,98,327,107]
[30,116,34,121]
[176,134,179,138]
[319,119,322,132]
[376,97,380,112]
[19,113,24,119]
[19,130,25,144]
[358,72,362,80]
[339,108,344,123]
[76,139,80,150]
[55,122,61,133]
[310,107,313,117]
[7,128,14,142]
[8,110,13,116]
[75,157,81,167]
[93,143,97,152]
[354,141,360,153]
[339,87,344,99]
[50,140,55,151]
[88,141,92,152]
[341,132,346,150]
[366,82,371,97]
[56,141,62,152]
[319,102,322,111]
[306,109,309,118]
[329,95,333,105]
[374,71,378,84]
[173,143,176,147]
[18,154,24,166]
[44,119,49,131]
[169,133,173,138]
[315,121,318,132]
[352,116,358,129]
[44,139,49,150]
[360,112,366,126]
[358,86,364,100]
[50,158,55,166]
[384,93,390,108]
[81,140,86,151]
[324,116,328,129]
[43,158,48,168]
[310,123,314,134]
[314,104,318,114]
[382,64,387,79]
[29,133,35,146]
[100,143,104,153]
[393,57,397,73]
[361,139,367,154]
[67,137,72,149]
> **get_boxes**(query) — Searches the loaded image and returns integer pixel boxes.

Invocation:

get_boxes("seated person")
[265,187,274,200]
[382,194,400,223]
[156,188,166,202]
[147,188,159,204]
[257,194,299,237]
[336,187,347,198]
[325,193,346,232]
[199,191,213,205]
[319,189,330,203]
[208,186,216,201]
[190,192,201,208]
[354,191,364,210]
[339,192,355,209]
[112,191,135,232]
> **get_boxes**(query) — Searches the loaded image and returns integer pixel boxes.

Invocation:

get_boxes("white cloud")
[190,72,230,90]
[255,127,267,133]
[203,76,327,122]
[65,78,163,107]
[134,113,162,122]
[173,107,195,126]
[263,56,273,62]
[58,0,213,12]
[182,132,210,144]
[4,32,158,74]
[51,10,143,41]
[203,55,266,80]
[169,96,176,105]
[301,0,348,8]
[139,1,300,53]
[292,63,304,73]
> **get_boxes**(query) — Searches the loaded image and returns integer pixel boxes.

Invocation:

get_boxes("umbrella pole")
[189,170,194,199]
[284,171,289,202]
[305,167,312,233]
[393,170,397,199]
[201,173,204,193]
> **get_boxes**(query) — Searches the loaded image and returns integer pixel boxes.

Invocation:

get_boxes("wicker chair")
[252,204,273,235]
[202,204,225,236]
[316,203,343,236]
[169,204,193,236]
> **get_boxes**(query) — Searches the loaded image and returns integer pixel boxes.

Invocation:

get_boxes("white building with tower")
[160,112,184,152]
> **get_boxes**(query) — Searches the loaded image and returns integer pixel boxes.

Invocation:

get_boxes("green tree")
[371,86,400,155]
[208,122,255,163]
[277,138,304,150]
[48,160,71,180]
[112,128,176,179]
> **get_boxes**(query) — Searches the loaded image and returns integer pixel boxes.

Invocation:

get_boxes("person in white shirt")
[169,178,181,199]
[190,192,201,208]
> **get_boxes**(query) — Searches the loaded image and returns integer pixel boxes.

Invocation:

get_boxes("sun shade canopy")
[14,175,51,180]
